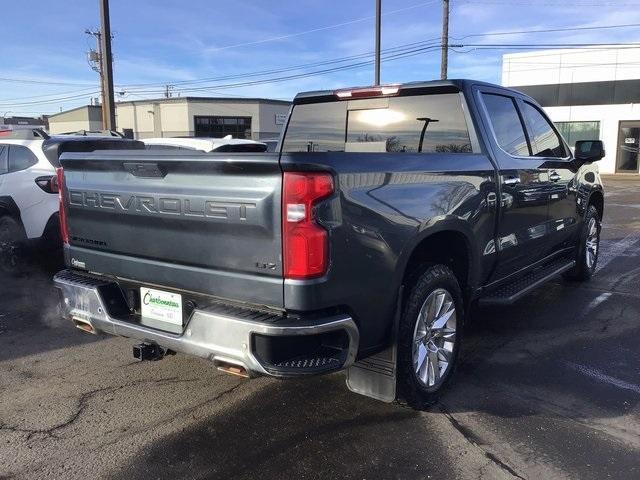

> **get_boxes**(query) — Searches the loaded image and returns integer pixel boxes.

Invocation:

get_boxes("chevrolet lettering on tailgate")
[68,190,257,221]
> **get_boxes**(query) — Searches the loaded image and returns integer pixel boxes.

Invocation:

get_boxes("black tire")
[563,205,601,281]
[397,264,464,410]
[0,215,23,274]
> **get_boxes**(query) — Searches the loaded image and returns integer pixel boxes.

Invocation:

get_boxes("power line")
[116,21,640,90]
[3,20,635,96]
[126,44,640,96]
[201,0,441,53]
[3,42,441,106]
[459,0,640,5]
[461,43,640,47]
[5,41,640,107]
[0,77,95,87]
[453,43,640,55]
[453,22,640,40]
[7,40,637,107]
[123,45,445,96]
[118,38,443,90]
[5,21,640,108]
[0,87,98,103]
[0,91,100,107]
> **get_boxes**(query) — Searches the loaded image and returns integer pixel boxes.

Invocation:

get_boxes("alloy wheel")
[412,288,457,388]
[585,217,599,270]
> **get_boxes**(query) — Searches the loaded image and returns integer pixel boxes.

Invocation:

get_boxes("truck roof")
[293,79,515,104]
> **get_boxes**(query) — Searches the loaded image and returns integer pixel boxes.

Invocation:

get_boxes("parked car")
[53,80,604,409]
[142,135,267,153]
[0,128,144,272]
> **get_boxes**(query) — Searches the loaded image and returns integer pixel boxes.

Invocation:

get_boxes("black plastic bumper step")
[479,257,575,306]
[276,356,341,369]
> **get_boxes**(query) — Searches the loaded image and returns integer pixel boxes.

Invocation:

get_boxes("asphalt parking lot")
[1,177,639,480]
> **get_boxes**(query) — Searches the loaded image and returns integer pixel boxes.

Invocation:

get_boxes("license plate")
[140,287,183,326]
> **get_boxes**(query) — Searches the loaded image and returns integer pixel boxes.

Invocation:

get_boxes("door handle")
[549,172,561,182]
[503,177,521,185]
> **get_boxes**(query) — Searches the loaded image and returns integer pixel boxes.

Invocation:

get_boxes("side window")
[0,145,8,174]
[481,93,530,157]
[8,145,38,172]
[521,102,567,158]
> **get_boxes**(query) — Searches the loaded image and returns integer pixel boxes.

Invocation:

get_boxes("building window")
[555,121,600,146]
[194,116,252,139]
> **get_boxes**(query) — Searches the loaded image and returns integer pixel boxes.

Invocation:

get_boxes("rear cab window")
[282,92,474,154]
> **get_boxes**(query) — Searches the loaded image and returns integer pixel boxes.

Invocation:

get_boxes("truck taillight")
[282,172,334,279]
[56,167,69,245]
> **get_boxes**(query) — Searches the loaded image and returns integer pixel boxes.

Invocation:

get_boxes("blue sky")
[2,0,640,116]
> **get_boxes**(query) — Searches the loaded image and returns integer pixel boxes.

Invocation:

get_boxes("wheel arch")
[0,196,27,238]
[399,223,477,303]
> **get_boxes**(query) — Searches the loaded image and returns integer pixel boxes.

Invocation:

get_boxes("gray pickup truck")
[54,80,605,409]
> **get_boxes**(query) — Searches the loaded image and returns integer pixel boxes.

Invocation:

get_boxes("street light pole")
[375,0,381,85]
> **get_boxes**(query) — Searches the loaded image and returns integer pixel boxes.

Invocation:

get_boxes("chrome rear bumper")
[53,270,359,377]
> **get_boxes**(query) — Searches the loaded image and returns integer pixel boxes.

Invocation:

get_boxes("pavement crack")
[95,379,244,449]
[438,404,527,480]
[0,376,201,441]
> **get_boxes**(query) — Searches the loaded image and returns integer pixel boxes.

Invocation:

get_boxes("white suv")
[0,129,144,272]
[0,130,58,271]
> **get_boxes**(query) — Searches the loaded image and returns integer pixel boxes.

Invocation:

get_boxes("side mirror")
[575,140,605,163]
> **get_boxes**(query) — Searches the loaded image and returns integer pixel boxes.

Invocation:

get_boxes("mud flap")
[345,287,402,403]
[345,342,397,402]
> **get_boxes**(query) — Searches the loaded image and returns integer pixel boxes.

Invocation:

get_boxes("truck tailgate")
[59,151,283,308]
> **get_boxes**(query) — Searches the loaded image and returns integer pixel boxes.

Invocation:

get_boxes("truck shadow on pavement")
[111,375,432,480]
[111,279,640,480]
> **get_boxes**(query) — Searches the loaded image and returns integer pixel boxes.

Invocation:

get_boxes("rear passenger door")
[477,89,551,281]
[518,100,578,254]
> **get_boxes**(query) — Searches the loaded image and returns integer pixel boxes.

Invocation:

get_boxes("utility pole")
[440,0,449,80]
[99,0,116,131]
[164,85,174,98]
[85,29,105,126]
[374,0,381,85]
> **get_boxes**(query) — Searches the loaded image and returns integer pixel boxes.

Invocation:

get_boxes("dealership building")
[48,96,291,140]
[502,46,640,175]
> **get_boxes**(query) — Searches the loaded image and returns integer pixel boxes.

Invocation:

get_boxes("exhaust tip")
[215,360,249,378]
[72,317,96,334]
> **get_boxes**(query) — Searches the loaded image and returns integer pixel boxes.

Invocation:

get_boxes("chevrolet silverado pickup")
[53,80,605,409]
